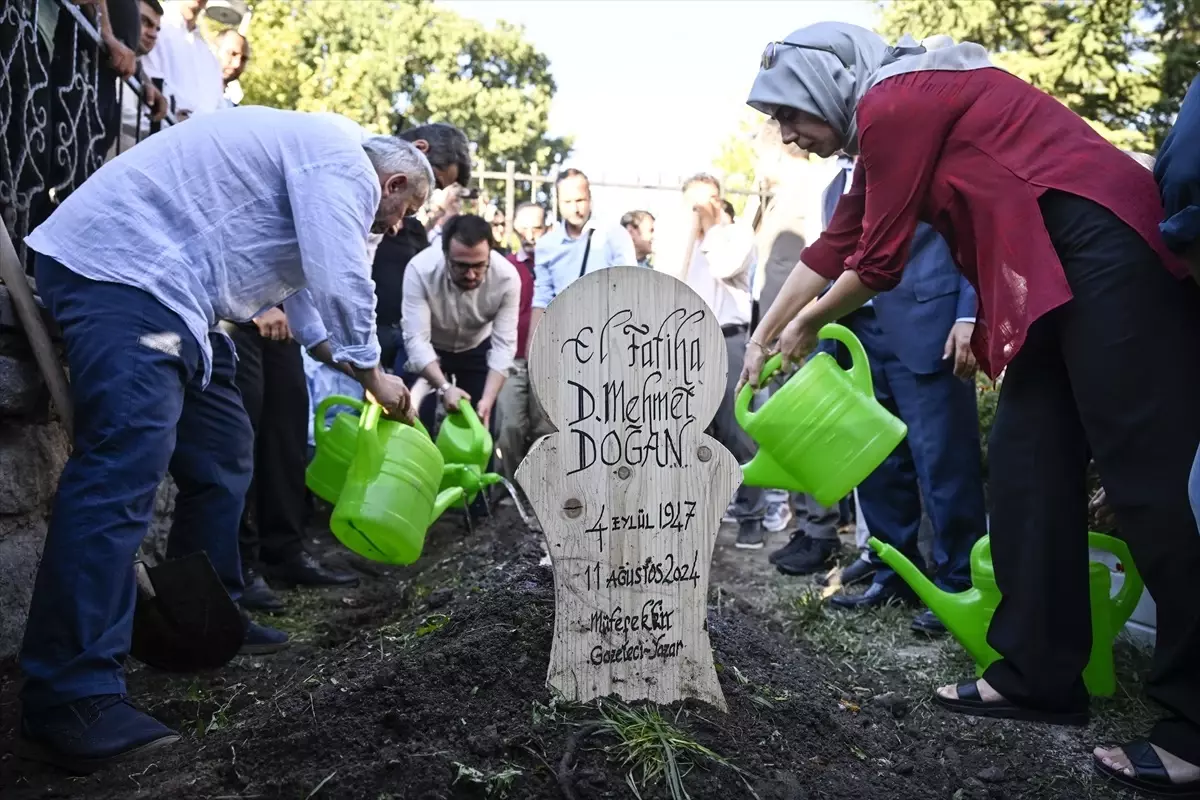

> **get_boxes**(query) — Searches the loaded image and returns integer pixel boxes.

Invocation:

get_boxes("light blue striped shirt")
[531,220,638,308]
[25,106,382,385]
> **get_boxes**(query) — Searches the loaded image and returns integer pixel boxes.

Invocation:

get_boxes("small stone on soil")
[872,691,908,718]
[976,765,1008,783]
[894,761,914,776]
[426,587,454,609]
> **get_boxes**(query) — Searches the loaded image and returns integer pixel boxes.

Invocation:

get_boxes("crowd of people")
[8,3,1200,795]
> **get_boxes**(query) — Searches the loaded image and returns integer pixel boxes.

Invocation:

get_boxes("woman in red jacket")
[742,22,1200,795]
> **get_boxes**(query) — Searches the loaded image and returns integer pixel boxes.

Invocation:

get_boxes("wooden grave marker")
[516,267,739,711]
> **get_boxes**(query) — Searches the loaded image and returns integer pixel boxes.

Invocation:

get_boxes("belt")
[721,323,749,337]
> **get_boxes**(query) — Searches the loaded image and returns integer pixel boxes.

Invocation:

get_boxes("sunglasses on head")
[760,41,846,70]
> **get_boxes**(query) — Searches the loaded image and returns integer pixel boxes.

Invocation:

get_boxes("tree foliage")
[711,113,762,217]
[237,0,571,168]
[877,0,1200,151]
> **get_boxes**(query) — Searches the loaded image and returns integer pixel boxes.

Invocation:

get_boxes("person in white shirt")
[402,213,520,435]
[680,173,767,549]
[17,108,431,771]
[214,28,250,107]
[140,0,224,121]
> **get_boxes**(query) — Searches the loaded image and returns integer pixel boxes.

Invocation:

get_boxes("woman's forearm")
[799,270,878,328]
[751,261,837,346]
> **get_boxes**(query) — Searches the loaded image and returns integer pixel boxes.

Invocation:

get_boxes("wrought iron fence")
[0,0,167,274]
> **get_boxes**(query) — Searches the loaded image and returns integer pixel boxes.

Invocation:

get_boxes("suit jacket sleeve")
[955,276,978,321]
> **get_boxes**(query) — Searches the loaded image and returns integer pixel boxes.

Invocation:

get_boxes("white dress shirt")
[401,247,521,374]
[684,223,755,327]
[140,8,224,119]
[26,107,382,385]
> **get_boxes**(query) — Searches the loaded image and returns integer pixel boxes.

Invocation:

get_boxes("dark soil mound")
[2,506,984,799]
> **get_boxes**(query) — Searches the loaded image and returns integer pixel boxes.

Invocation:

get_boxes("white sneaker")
[763,501,793,533]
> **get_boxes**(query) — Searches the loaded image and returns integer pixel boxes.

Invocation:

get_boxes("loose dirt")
[0,505,1151,799]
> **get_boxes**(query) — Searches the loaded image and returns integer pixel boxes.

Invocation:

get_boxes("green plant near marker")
[451,762,523,798]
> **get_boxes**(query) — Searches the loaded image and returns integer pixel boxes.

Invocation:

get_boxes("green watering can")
[307,394,432,504]
[437,399,502,503]
[735,323,908,506]
[870,531,1143,697]
[330,402,463,565]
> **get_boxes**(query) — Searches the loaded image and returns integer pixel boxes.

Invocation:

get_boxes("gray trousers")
[494,359,555,482]
[710,328,765,520]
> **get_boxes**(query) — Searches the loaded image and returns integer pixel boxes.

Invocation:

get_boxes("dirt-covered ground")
[0,503,1154,799]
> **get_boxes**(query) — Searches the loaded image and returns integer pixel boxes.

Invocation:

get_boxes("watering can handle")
[455,398,487,448]
[313,394,365,448]
[361,400,428,436]
[733,353,783,430]
[818,323,874,398]
[1086,531,1144,627]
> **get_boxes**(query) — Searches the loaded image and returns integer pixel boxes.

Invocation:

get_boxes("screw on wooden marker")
[697,446,712,462]
[563,498,583,518]
[616,466,632,479]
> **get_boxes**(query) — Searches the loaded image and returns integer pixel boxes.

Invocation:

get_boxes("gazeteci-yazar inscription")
[516,267,740,711]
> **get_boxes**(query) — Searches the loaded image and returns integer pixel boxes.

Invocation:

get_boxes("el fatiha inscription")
[516,267,739,710]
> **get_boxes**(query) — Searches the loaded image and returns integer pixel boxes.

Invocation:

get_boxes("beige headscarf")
[746,23,994,154]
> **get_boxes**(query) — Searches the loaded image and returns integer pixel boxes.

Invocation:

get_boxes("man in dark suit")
[818,156,988,634]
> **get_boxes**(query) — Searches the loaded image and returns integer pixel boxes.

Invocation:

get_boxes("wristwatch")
[436,382,453,396]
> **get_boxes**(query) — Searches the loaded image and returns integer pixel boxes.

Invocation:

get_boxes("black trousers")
[225,323,310,564]
[404,338,491,434]
[983,192,1200,761]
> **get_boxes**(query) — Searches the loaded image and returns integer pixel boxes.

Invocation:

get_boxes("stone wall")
[0,317,68,659]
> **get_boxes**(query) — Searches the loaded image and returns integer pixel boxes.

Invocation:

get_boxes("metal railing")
[474,162,773,240]
[0,0,169,276]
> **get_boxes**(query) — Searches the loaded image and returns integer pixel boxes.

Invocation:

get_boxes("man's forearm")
[308,339,360,379]
[482,369,506,403]
[419,360,450,391]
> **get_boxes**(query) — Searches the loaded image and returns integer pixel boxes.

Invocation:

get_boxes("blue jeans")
[19,255,252,711]
[1191,444,1200,529]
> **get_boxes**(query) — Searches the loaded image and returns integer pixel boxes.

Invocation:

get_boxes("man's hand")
[365,372,415,423]
[144,82,168,122]
[252,307,291,341]
[476,394,495,427]
[694,198,722,237]
[102,33,137,79]
[441,385,471,415]
[942,321,978,380]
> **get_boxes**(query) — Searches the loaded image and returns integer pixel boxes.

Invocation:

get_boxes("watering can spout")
[433,487,465,520]
[868,537,990,661]
[741,449,809,494]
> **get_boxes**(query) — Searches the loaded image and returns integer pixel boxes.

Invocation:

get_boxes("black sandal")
[1094,739,1200,798]
[933,680,1090,726]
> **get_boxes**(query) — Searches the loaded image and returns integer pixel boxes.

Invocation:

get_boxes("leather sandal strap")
[1123,739,1170,782]
[956,680,982,702]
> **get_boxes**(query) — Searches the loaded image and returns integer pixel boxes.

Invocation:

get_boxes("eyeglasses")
[760,41,845,70]
[448,258,489,274]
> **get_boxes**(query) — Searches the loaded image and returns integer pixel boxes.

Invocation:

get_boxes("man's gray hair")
[362,136,435,196]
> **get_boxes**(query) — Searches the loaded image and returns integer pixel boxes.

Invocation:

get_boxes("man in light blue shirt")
[529,169,638,334]
[18,107,432,771]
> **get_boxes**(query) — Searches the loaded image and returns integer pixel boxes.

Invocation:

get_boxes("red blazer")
[802,68,1185,377]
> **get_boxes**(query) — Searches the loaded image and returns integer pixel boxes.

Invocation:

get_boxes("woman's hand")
[778,312,821,370]
[736,338,772,395]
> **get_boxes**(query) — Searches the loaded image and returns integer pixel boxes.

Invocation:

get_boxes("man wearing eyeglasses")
[401,213,521,439]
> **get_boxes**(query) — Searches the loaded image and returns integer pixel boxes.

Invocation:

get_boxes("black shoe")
[768,532,810,564]
[911,609,947,636]
[775,537,839,576]
[829,581,918,610]
[818,557,877,587]
[239,614,291,655]
[240,566,285,612]
[265,551,359,588]
[735,520,767,550]
[18,695,179,774]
